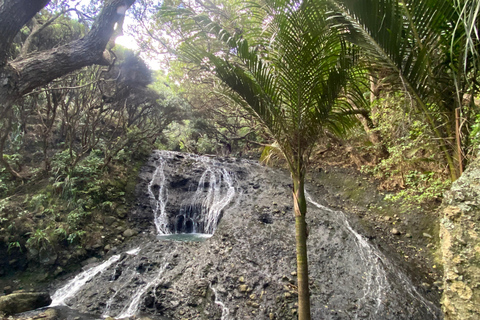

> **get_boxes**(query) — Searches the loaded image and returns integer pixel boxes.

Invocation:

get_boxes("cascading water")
[306,192,441,319]
[115,262,169,318]
[48,151,238,319]
[175,167,235,234]
[148,158,169,235]
[147,151,236,235]
[50,254,122,307]
[47,151,442,320]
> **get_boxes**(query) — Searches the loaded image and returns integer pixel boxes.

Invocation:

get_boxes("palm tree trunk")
[292,172,311,320]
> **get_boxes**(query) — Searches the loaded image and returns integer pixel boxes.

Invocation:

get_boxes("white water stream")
[50,254,122,307]
[115,262,169,319]
[210,285,230,320]
[148,157,169,235]
[178,167,236,234]
[306,193,439,319]
[148,152,236,235]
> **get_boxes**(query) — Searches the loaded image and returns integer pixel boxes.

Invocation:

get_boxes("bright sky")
[115,34,138,50]
[115,16,163,71]
[76,0,161,70]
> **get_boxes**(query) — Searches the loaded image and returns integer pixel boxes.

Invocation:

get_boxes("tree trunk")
[0,0,50,66]
[292,172,311,320]
[0,0,136,104]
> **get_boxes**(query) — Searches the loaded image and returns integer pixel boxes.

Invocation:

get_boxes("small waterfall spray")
[176,167,235,234]
[50,254,122,307]
[148,157,169,235]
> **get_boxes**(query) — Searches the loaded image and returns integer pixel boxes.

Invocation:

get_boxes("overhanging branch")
[1,0,136,102]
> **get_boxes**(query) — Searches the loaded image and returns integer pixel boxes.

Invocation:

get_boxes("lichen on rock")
[440,158,480,319]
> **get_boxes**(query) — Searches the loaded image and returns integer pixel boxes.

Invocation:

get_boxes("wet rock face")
[132,152,240,235]
[52,151,442,319]
[440,159,480,320]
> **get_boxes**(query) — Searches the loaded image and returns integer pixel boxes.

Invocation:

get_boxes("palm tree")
[327,0,479,180]
[174,0,361,318]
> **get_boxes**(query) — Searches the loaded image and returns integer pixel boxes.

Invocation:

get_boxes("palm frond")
[328,0,456,110]
[177,0,360,169]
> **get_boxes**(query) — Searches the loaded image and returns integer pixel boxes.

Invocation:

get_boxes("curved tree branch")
[0,0,50,66]
[0,0,136,103]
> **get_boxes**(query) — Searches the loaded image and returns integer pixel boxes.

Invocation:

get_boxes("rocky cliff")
[47,151,442,319]
[440,158,480,319]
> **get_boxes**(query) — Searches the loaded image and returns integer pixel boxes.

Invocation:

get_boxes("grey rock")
[50,151,441,320]
[123,229,137,238]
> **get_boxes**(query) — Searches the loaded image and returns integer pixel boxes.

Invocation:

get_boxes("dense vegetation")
[0,0,478,319]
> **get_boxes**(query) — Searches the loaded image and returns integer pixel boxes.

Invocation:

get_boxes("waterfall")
[50,254,122,307]
[175,167,235,234]
[48,152,441,320]
[306,193,440,319]
[148,151,236,235]
[148,156,169,235]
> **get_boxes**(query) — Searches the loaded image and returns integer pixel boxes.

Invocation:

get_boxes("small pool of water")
[156,233,213,242]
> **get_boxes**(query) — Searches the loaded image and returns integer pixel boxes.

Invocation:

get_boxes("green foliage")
[384,171,451,204]
[67,205,89,230]
[7,241,21,253]
[330,0,480,180]
[51,149,103,201]
[67,230,86,245]
[26,229,50,250]
[361,93,451,203]
[469,114,480,156]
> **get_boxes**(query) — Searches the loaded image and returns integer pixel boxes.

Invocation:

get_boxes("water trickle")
[50,254,121,307]
[306,193,440,319]
[115,263,169,319]
[210,284,230,320]
[148,157,169,235]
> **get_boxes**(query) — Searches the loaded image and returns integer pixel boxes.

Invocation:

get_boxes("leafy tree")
[172,0,362,317]
[328,0,480,180]
[0,0,136,179]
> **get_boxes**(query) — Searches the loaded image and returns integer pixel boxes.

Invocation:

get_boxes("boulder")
[123,229,137,238]
[0,291,51,316]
